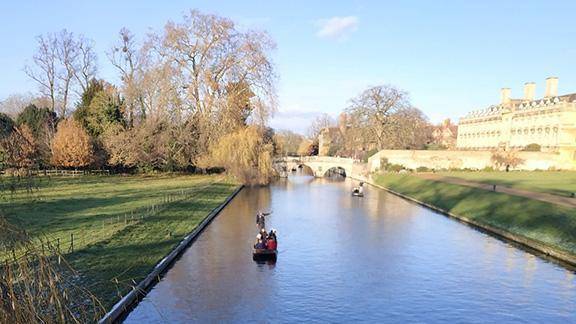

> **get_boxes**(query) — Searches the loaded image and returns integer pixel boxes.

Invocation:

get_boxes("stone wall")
[368,149,576,171]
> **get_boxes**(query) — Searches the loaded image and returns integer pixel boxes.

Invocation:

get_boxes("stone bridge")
[273,156,368,179]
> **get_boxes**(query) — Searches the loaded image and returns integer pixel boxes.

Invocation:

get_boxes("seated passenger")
[255,239,266,250]
[260,228,268,241]
[266,237,277,250]
[254,234,262,248]
[268,229,277,241]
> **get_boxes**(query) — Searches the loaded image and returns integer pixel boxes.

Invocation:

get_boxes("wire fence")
[1,169,111,177]
[1,177,223,266]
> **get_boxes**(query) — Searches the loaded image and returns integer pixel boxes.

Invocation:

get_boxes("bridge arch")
[274,156,361,179]
[323,166,347,178]
[297,164,315,176]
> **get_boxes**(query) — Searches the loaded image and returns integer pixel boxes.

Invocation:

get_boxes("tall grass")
[0,217,104,323]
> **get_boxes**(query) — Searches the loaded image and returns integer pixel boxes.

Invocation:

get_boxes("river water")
[124,175,576,323]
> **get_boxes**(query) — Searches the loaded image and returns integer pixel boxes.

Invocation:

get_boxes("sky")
[1,1,576,134]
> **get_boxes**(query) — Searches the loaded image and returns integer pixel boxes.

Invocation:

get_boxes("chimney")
[500,88,511,104]
[544,77,558,97]
[523,82,536,101]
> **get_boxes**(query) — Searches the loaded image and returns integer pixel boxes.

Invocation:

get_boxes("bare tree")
[274,129,304,156]
[108,28,144,124]
[306,113,335,139]
[345,85,411,150]
[25,34,58,113]
[389,107,432,149]
[25,30,97,117]
[145,10,277,153]
[56,30,78,116]
[0,93,35,118]
[75,35,98,93]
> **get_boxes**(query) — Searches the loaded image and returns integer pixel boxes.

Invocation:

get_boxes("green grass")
[435,171,576,197]
[374,173,576,256]
[0,174,238,308]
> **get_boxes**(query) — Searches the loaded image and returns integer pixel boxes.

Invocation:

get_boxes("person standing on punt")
[256,211,271,230]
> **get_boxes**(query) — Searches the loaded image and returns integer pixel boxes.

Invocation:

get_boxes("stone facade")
[431,119,458,149]
[318,113,349,156]
[318,127,342,156]
[368,149,576,171]
[456,77,576,154]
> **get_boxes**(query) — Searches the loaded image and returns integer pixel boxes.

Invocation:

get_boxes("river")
[124,175,576,323]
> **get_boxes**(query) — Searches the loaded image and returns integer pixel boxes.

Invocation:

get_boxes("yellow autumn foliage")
[51,119,94,168]
[199,126,275,185]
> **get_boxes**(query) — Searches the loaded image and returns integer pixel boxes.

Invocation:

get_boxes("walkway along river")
[124,175,576,323]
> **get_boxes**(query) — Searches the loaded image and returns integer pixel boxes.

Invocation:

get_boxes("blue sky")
[1,1,576,133]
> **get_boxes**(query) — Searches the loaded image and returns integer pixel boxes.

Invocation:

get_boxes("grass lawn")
[374,173,576,256]
[1,174,238,309]
[435,171,576,197]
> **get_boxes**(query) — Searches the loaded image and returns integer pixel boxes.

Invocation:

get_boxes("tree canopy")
[51,119,94,168]
[0,113,15,139]
[16,104,57,138]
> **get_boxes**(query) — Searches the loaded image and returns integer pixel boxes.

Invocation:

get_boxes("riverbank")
[1,174,239,309]
[371,173,576,266]
[433,171,576,197]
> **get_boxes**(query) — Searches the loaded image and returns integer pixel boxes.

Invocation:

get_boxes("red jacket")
[266,239,277,250]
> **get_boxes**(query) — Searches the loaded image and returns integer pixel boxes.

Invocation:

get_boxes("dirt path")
[416,173,576,209]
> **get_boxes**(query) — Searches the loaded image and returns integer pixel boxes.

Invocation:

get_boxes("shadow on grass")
[68,239,182,307]
[4,195,141,230]
[63,181,237,308]
[375,173,576,255]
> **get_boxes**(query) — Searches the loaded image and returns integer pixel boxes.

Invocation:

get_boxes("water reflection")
[124,175,576,323]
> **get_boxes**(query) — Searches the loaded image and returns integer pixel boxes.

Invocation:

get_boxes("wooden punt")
[252,248,278,260]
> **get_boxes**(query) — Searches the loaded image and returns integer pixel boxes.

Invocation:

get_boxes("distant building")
[318,113,349,156]
[318,127,341,156]
[431,119,458,149]
[456,77,576,153]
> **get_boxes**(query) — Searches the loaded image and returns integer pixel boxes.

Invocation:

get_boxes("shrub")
[523,143,541,152]
[385,163,405,172]
[424,143,447,150]
[490,151,524,170]
[0,124,39,171]
[51,119,94,168]
[416,166,432,172]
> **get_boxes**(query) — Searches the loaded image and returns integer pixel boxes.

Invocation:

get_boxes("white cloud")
[315,16,359,40]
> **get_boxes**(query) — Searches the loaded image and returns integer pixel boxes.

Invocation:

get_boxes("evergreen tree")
[0,113,15,139]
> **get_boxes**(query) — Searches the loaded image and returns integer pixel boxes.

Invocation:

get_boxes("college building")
[456,77,576,153]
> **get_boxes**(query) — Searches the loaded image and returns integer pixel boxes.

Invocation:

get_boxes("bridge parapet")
[274,156,367,178]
